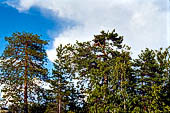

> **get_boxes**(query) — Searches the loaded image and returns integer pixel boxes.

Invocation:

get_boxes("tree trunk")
[58,79,61,113]
[103,40,109,112]
[24,42,28,113]
[58,95,61,113]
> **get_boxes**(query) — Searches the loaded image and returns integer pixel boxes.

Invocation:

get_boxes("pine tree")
[47,45,82,113]
[0,32,48,113]
[68,30,134,112]
[155,47,170,111]
[133,48,170,112]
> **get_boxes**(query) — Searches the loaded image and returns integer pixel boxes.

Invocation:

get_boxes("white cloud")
[5,0,170,61]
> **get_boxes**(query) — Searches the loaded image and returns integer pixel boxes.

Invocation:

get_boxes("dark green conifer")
[69,30,134,112]
[0,32,48,113]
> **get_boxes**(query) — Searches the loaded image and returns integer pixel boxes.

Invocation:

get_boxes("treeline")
[0,30,170,113]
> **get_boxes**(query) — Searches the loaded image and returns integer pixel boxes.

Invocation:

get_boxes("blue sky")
[0,2,75,70]
[0,0,170,62]
[0,3,65,51]
[0,4,53,71]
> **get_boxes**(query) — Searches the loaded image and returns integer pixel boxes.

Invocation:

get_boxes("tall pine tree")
[68,30,134,112]
[0,32,48,113]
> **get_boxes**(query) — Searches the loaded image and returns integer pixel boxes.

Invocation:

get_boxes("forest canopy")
[0,30,170,113]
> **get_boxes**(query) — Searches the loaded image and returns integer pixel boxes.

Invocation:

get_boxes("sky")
[0,0,170,62]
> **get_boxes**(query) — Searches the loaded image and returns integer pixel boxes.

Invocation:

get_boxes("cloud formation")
[5,0,170,61]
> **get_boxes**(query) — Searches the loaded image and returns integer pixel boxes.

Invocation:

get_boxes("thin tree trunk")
[122,62,126,111]
[95,103,98,113]
[58,79,61,113]
[24,42,28,113]
[58,95,61,113]
[103,40,109,112]
[103,39,108,86]
[120,71,126,111]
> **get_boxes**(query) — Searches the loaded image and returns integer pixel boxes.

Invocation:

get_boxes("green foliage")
[46,45,85,113]
[0,32,48,113]
[133,47,170,112]
[0,30,170,113]
[60,30,170,112]
[64,30,134,112]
